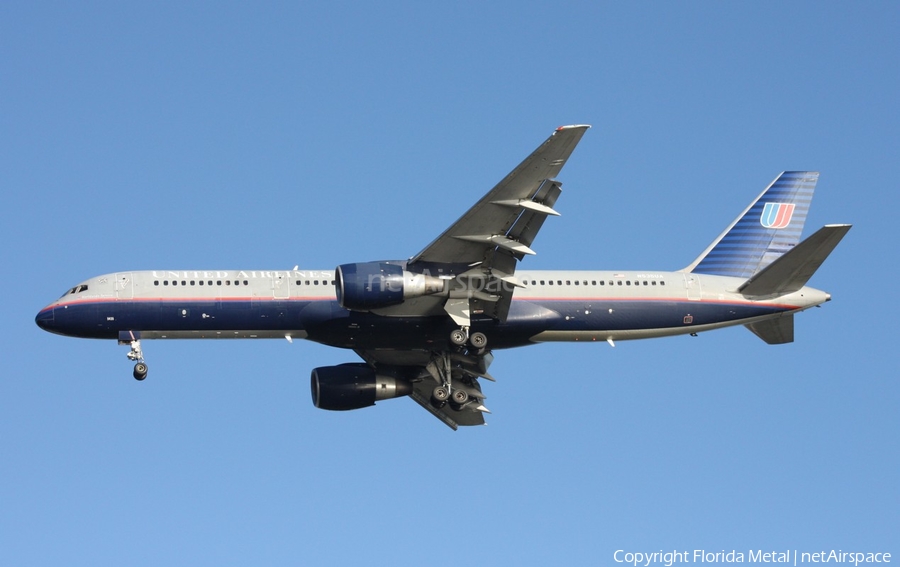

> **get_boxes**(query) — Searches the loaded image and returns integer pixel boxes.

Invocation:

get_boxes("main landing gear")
[126,339,148,381]
[449,327,488,350]
[431,385,469,406]
[438,328,487,405]
[429,350,471,408]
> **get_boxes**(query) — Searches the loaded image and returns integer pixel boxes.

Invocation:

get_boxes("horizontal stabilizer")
[739,224,851,297]
[745,315,794,344]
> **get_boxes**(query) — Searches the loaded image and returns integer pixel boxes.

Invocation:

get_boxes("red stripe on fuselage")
[48,295,801,311]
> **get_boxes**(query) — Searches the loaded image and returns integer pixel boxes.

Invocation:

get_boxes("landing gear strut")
[126,339,148,381]
[429,351,452,407]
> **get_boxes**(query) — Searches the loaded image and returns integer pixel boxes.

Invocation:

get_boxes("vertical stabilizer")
[684,172,818,278]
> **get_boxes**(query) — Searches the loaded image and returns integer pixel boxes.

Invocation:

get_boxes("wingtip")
[556,124,591,131]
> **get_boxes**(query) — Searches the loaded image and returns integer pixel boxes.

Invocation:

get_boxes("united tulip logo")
[760,202,795,229]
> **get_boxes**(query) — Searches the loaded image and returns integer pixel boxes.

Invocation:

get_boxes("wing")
[357,126,590,429]
[408,124,590,324]
[355,348,494,430]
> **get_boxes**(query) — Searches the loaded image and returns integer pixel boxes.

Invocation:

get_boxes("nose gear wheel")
[124,338,149,380]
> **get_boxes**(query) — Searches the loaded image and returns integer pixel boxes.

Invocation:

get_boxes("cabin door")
[273,273,290,298]
[683,273,702,301]
[115,273,134,300]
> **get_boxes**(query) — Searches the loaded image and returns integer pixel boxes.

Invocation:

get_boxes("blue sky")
[2,2,897,565]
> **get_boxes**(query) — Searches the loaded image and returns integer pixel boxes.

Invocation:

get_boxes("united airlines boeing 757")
[36,126,850,429]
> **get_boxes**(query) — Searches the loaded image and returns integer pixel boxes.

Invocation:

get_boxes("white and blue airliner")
[36,126,850,429]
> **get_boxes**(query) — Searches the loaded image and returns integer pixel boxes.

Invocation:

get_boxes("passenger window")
[548,281,554,285]
[540,280,545,285]
[244,280,249,286]
[154,281,159,286]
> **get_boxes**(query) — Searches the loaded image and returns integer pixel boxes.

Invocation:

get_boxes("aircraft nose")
[35,307,55,330]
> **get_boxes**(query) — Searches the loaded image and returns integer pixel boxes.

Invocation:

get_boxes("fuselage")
[35,268,830,350]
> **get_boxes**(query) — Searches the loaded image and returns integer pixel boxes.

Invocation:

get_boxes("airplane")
[35,125,851,429]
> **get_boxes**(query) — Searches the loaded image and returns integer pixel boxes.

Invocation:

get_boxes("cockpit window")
[59,284,89,298]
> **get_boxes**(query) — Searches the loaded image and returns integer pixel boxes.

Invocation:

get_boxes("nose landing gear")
[132,362,148,381]
[125,338,148,380]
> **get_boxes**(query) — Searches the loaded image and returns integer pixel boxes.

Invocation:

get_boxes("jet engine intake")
[311,363,413,411]
[335,262,444,311]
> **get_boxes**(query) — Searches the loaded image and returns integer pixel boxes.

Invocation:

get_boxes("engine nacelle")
[335,262,444,311]
[311,363,413,411]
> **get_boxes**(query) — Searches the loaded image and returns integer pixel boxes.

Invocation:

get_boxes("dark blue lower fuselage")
[36,296,789,350]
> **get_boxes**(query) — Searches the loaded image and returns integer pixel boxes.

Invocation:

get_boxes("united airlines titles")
[150,270,331,280]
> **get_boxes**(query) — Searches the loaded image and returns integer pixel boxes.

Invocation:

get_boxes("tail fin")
[684,172,819,278]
